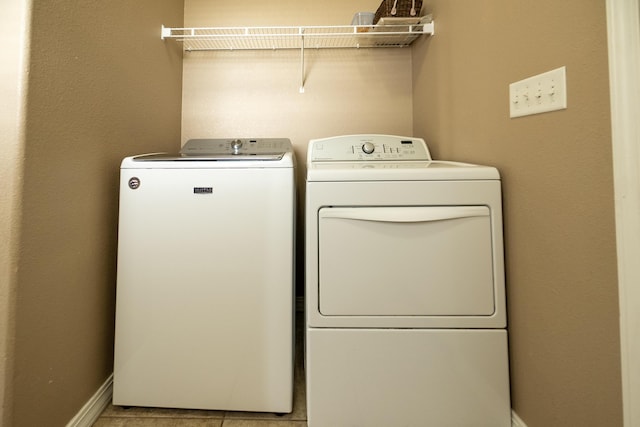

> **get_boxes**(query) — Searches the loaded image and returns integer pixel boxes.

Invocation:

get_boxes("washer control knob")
[362,142,375,154]
[231,139,243,155]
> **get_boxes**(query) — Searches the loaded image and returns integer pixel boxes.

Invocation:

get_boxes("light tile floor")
[95,316,307,427]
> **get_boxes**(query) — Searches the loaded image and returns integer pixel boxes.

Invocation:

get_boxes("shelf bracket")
[422,21,435,35]
[161,24,171,40]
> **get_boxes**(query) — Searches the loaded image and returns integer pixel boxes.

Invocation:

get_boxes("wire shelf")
[162,17,434,51]
[161,17,434,92]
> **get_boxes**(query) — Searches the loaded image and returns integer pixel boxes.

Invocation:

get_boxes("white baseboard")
[66,374,113,427]
[511,410,528,427]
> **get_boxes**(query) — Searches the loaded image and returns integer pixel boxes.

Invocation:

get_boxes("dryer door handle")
[320,206,489,223]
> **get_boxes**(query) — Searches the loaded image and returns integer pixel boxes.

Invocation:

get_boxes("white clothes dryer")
[114,138,295,413]
[305,134,511,427]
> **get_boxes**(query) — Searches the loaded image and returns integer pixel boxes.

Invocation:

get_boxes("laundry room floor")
[93,314,307,427]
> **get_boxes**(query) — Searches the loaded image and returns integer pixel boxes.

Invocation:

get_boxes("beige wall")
[1,1,184,425]
[0,1,30,424]
[413,1,621,426]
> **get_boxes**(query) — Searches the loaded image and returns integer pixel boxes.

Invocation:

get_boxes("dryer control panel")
[309,134,432,162]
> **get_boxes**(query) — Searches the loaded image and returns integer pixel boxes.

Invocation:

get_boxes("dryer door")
[318,206,495,316]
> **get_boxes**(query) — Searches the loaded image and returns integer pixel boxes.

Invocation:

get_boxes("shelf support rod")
[299,28,305,93]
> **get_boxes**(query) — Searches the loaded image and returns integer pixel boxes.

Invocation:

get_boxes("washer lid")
[125,138,293,163]
[130,152,285,161]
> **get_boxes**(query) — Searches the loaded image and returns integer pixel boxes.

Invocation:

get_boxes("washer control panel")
[181,138,291,157]
[309,134,432,162]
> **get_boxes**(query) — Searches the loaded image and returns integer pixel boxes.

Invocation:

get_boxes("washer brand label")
[128,177,140,190]
[193,187,213,194]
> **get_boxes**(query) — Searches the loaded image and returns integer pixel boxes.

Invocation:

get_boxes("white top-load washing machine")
[114,138,295,413]
[305,134,511,427]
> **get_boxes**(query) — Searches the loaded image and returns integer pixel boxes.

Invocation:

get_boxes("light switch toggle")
[535,87,543,99]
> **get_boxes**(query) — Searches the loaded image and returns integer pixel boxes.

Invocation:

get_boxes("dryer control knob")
[362,142,375,154]
[231,139,243,154]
